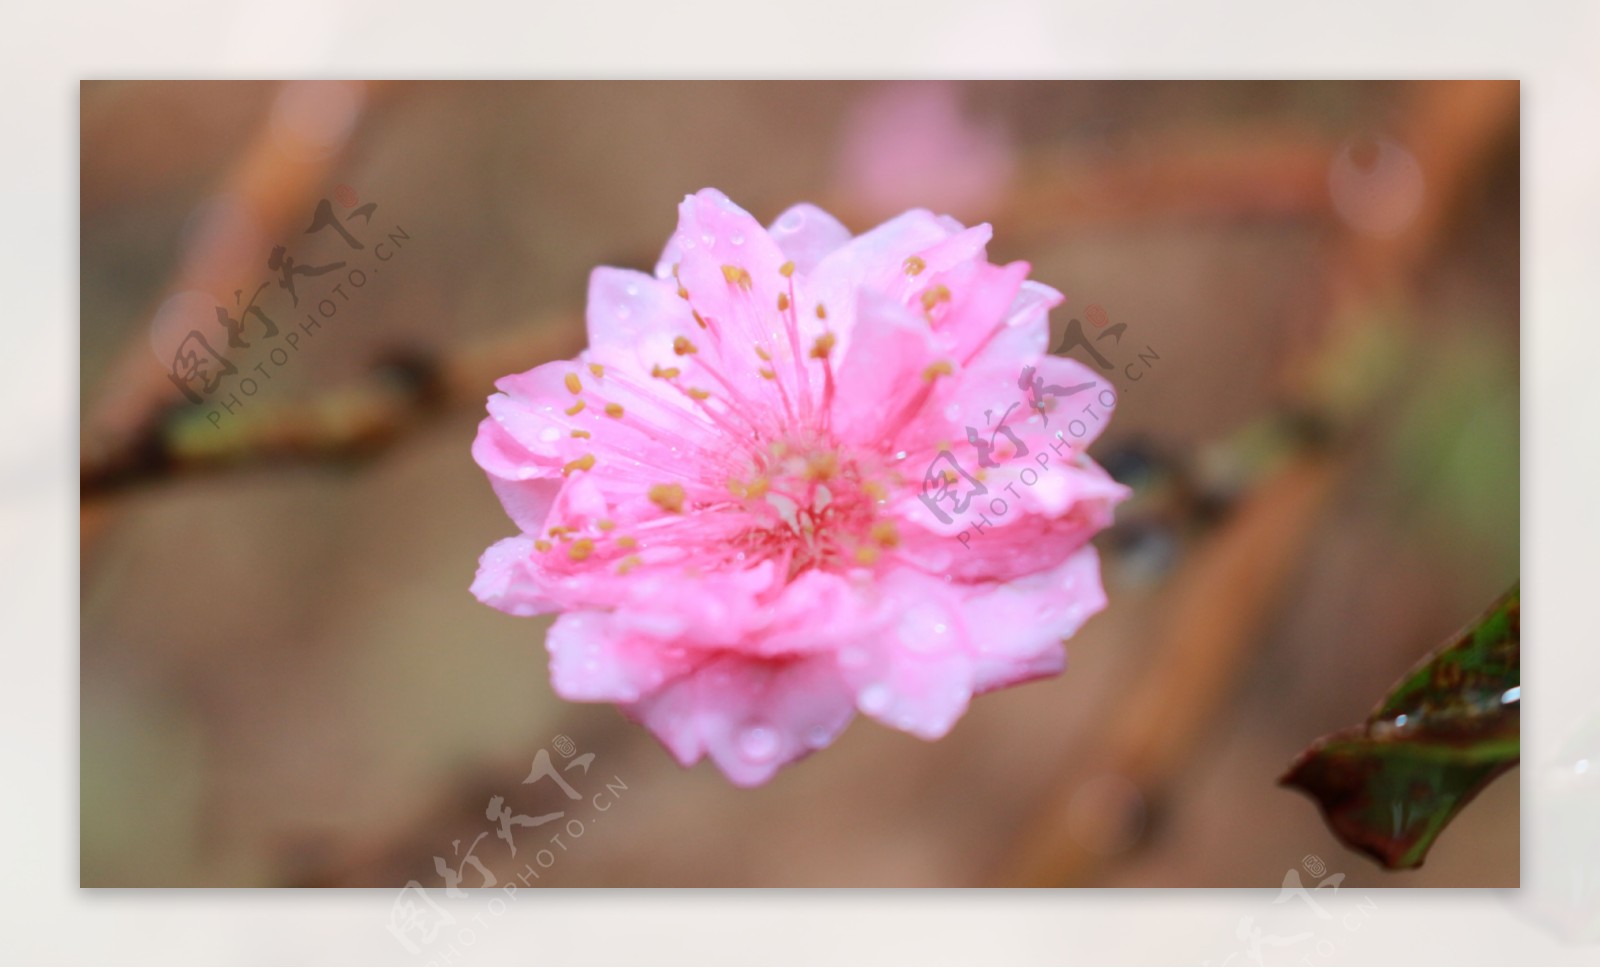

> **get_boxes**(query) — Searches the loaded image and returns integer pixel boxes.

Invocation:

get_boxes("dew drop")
[804,725,832,748]
[860,683,891,714]
[729,232,745,246]
[738,724,780,762]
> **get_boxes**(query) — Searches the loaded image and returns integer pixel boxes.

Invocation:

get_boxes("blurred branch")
[78,124,1350,509]
[985,80,1517,886]
[992,450,1344,886]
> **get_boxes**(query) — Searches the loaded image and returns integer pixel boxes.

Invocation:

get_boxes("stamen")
[605,403,625,418]
[649,483,686,513]
[921,360,954,381]
[588,362,605,378]
[616,555,642,575]
[571,429,591,439]
[568,538,595,561]
[904,255,926,276]
[815,303,828,320]
[810,333,835,359]
[777,292,790,311]
[673,336,698,356]
[564,373,583,394]
[779,260,795,278]
[534,539,552,552]
[721,264,753,291]
[651,364,681,379]
[564,400,586,415]
[562,453,595,476]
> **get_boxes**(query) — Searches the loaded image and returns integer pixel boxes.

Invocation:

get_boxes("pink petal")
[766,203,852,275]
[625,653,857,787]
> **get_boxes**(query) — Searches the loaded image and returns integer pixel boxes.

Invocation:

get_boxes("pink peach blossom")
[473,189,1126,786]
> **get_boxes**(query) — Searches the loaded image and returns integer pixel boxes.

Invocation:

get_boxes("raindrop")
[738,724,780,762]
[860,683,891,714]
[729,232,745,246]
[804,725,832,748]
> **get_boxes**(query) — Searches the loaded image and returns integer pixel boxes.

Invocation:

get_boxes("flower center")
[728,438,898,577]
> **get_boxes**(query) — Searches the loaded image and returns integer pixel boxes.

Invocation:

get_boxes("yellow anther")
[921,360,954,381]
[810,333,836,359]
[863,480,887,501]
[692,310,708,329]
[571,429,591,439]
[815,303,828,320]
[615,535,637,549]
[616,554,642,575]
[806,452,838,481]
[677,285,689,299]
[588,362,605,378]
[597,519,616,531]
[721,264,753,291]
[649,483,686,513]
[562,453,595,476]
[777,292,790,312]
[534,539,552,552]
[568,538,595,562]
[904,255,927,276]
[854,545,881,566]
[920,284,951,312]
[759,367,776,380]
[870,520,900,547]
[605,402,625,418]
[673,335,698,356]
[687,387,710,400]
[564,372,582,394]
[565,400,586,416]
[779,260,795,278]
[754,345,771,361]
[651,364,681,379]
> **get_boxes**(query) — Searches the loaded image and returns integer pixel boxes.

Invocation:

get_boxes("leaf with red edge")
[1280,583,1519,869]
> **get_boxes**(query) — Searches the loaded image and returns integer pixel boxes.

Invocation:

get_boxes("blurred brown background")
[80,80,1519,888]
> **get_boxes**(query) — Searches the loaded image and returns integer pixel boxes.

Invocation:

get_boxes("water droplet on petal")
[804,725,832,748]
[860,683,891,714]
[729,232,744,246]
[738,724,779,763]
